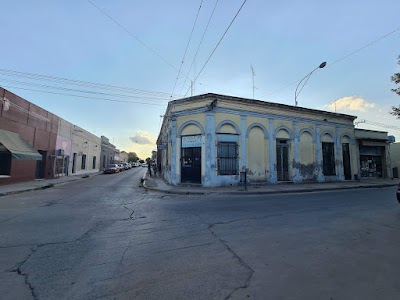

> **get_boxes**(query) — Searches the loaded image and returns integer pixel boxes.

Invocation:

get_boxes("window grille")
[217,142,238,175]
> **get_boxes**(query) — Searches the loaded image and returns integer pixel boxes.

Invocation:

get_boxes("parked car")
[103,164,120,174]
[142,163,147,167]
[118,163,125,171]
[122,163,129,170]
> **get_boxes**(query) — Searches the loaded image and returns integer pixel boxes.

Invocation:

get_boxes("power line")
[260,25,400,99]
[328,26,400,68]
[171,0,204,98]
[178,0,219,96]
[357,119,400,132]
[0,68,181,98]
[0,78,172,102]
[1,85,166,106]
[87,0,178,72]
[184,0,248,97]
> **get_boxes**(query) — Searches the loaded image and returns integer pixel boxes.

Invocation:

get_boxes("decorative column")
[316,126,324,182]
[204,112,216,186]
[336,127,344,181]
[171,117,177,185]
[269,119,277,183]
[241,115,246,171]
[293,121,302,183]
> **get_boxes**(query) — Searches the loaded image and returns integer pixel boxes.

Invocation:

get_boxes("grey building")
[100,136,116,170]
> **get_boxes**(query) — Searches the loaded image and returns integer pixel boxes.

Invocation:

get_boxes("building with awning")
[1,87,59,184]
[0,129,42,161]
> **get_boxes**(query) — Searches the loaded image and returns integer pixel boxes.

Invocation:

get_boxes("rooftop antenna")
[251,64,256,99]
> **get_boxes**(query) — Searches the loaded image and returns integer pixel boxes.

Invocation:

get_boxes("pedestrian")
[147,161,152,177]
[153,164,157,176]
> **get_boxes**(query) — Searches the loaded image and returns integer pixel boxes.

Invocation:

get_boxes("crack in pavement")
[193,214,255,300]
[122,205,135,220]
[3,220,105,299]
[153,242,214,254]
[8,246,39,300]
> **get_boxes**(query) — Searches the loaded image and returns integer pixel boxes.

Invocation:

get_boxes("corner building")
[157,94,359,187]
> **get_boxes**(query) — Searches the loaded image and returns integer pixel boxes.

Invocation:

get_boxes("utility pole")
[251,65,255,99]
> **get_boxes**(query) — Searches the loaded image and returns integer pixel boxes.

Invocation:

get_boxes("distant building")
[0,87,102,185]
[100,136,116,169]
[120,151,128,163]
[114,149,120,164]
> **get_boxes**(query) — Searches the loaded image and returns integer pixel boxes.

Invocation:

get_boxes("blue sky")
[1,0,399,158]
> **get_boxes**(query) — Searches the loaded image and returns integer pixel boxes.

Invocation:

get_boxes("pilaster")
[316,126,324,182]
[240,115,246,171]
[204,112,216,186]
[269,119,277,183]
[293,121,302,183]
[171,117,177,185]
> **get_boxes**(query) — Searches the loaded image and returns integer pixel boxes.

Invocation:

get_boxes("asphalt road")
[0,170,399,300]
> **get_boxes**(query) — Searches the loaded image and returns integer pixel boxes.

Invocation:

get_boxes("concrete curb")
[142,180,397,196]
[0,172,101,197]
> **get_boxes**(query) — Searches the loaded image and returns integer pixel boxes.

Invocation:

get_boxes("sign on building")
[182,135,202,148]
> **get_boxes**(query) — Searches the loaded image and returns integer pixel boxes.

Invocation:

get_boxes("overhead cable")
[170,0,204,98]
[0,78,172,101]
[178,0,219,95]
[87,0,178,72]
[261,25,400,98]
[1,85,166,106]
[0,68,181,98]
[184,0,248,97]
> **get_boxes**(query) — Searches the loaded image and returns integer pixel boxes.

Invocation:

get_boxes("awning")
[0,129,42,160]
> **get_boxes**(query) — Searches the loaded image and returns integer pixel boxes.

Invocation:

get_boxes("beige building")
[157,94,361,186]
[119,151,128,163]
[70,125,101,175]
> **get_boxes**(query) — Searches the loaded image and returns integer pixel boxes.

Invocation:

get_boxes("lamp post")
[294,61,326,106]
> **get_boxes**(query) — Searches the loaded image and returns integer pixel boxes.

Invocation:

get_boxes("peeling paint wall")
[247,126,267,182]
[158,94,361,186]
[299,131,317,180]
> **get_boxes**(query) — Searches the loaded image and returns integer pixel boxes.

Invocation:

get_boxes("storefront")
[359,147,384,177]
[355,129,391,179]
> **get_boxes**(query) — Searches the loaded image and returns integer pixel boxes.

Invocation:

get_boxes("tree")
[128,152,139,162]
[390,55,400,117]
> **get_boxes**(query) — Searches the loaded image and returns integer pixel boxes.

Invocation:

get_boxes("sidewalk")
[0,172,101,197]
[143,172,399,195]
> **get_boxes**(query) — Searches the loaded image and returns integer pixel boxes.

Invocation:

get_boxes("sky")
[0,0,399,158]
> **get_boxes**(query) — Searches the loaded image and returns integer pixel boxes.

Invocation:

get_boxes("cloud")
[328,96,375,112]
[129,130,156,145]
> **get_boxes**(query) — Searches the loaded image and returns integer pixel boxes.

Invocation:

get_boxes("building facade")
[157,94,361,187]
[0,88,59,185]
[355,129,393,179]
[1,87,104,184]
[70,125,101,176]
[119,151,128,163]
[100,136,116,170]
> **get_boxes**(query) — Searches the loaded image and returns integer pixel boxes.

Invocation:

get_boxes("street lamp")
[294,61,326,106]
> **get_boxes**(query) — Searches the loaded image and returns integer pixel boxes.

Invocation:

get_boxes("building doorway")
[342,143,351,180]
[181,147,201,183]
[276,140,289,181]
[72,153,77,174]
[35,150,46,179]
